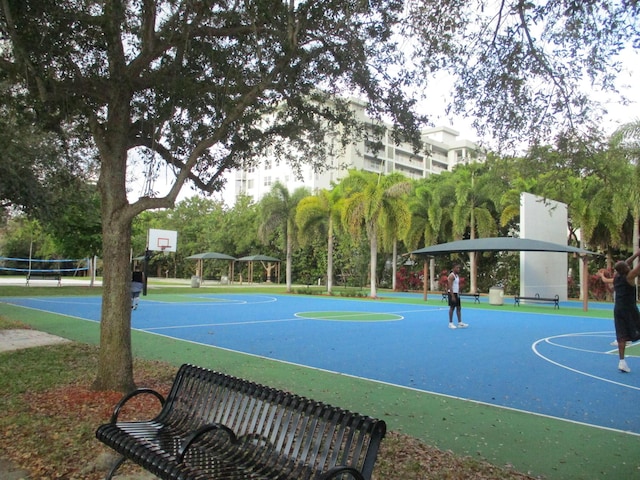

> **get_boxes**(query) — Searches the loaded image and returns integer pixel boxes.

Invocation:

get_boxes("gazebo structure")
[186,252,236,285]
[411,237,598,311]
[236,255,281,284]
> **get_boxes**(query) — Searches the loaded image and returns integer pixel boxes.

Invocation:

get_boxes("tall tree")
[340,170,411,298]
[259,182,310,292]
[377,175,412,291]
[219,195,261,258]
[610,120,640,254]
[0,0,423,391]
[295,187,343,294]
[405,178,441,291]
[450,164,498,293]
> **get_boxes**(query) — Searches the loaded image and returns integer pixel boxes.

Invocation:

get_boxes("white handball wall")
[520,192,568,301]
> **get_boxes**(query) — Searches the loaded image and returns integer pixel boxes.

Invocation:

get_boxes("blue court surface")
[3,292,639,436]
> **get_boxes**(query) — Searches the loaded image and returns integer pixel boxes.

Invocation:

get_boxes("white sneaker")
[619,360,631,373]
[457,322,469,328]
[448,323,457,329]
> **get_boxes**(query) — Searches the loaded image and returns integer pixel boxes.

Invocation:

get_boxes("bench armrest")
[319,466,365,480]
[109,388,165,423]
[177,423,238,462]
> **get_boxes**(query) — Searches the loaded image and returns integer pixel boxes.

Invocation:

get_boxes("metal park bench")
[25,272,61,286]
[96,364,386,480]
[441,291,480,304]
[514,293,560,309]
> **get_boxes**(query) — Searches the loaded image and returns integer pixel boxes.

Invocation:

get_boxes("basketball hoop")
[159,245,172,257]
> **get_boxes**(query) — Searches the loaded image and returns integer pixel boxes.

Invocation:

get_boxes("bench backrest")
[158,364,386,480]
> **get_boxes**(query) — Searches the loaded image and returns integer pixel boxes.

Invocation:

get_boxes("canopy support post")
[423,258,428,301]
[581,255,589,312]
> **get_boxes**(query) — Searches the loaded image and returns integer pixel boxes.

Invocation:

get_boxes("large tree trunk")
[92,130,136,392]
[92,222,135,392]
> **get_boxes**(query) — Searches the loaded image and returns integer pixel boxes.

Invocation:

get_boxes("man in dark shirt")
[131,266,144,310]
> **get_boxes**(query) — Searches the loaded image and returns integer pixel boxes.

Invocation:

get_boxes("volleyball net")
[0,256,91,276]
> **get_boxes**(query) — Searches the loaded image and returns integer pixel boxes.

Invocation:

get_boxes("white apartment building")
[227,99,481,204]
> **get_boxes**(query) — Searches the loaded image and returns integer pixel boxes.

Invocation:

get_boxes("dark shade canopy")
[411,237,598,256]
[237,255,281,262]
[186,252,237,260]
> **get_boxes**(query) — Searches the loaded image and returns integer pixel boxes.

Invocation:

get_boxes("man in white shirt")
[448,263,468,329]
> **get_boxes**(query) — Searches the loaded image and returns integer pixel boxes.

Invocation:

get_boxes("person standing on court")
[598,249,640,372]
[131,265,144,310]
[448,263,468,329]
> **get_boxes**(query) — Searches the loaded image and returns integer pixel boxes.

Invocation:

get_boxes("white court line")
[531,332,640,391]
[146,295,278,305]
[12,297,100,306]
[143,317,302,331]
[543,332,616,355]
[295,312,403,321]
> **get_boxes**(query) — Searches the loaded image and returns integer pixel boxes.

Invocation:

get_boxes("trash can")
[489,286,504,305]
[191,275,201,288]
[220,275,228,285]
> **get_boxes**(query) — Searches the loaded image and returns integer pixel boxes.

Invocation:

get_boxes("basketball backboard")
[147,229,178,253]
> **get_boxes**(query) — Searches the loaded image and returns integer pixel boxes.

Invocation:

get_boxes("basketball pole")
[143,248,151,296]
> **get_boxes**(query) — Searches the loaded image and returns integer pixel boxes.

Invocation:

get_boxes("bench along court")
[25,271,61,286]
[514,293,560,309]
[441,291,480,303]
[96,364,386,480]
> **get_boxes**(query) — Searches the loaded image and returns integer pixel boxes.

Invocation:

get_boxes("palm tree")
[259,182,310,292]
[340,170,411,298]
[450,164,498,293]
[295,187,343,294]
[405,175,457,291]
[378,180,412,291]
[610,119,640,254]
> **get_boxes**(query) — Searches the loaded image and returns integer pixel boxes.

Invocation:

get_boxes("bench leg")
[105,455,127,480]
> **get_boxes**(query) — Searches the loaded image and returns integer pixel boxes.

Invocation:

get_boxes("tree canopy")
[406,1,639,147]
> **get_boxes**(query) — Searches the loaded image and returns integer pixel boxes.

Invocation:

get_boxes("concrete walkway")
[0,329,71,353]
